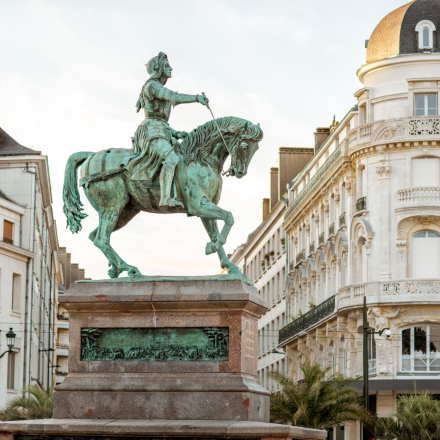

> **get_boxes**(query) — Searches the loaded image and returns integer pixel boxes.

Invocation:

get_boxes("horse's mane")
[177,116,263,166]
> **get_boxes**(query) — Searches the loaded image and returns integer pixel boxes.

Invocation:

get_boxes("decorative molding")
[376,165,391,178]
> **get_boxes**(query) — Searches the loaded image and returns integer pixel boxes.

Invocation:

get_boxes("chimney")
[278,147,315,198]
[262,198,270,221]
[314,127,330,153]
[270,168,279,211]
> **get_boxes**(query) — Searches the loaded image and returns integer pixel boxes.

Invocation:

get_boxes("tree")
[268,362,372,430]
[0,385,53,421]
[375,392,440,440]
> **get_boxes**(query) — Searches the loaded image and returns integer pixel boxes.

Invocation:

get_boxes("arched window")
[423,28,429,47]
[412,231,440,278]
[416,20,436,50]
[401,325,440,373]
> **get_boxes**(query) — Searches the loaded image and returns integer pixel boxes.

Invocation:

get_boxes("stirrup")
[159,197,184,208]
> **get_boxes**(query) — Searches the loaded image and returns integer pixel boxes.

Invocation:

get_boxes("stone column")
[377,165,392,280]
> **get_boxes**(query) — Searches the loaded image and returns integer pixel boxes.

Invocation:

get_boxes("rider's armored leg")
[159,151,183,208]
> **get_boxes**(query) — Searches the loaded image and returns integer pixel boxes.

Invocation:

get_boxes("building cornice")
[0,241,36,261]
[357,53,440,83]
[0,198,26,215]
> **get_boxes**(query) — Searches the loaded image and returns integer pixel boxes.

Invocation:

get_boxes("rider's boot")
[159,152,184,208]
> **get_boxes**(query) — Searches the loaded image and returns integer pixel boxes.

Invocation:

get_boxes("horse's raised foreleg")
[200,214,241,275]
[94,208,142,279]
[197,198,234,248]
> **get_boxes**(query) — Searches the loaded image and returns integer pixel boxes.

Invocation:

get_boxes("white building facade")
[0,126,62,406]
[278,1,440,438]
[230,148,313,392]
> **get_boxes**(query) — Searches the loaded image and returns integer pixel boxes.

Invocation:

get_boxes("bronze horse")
[62,116,263,278]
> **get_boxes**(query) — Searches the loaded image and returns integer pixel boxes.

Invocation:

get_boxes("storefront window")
[401,325,440,373]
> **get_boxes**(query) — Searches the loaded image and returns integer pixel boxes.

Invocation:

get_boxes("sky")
[0,0,406,280]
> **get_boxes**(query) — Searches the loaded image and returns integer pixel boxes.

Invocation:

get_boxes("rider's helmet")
[146,52,168,80]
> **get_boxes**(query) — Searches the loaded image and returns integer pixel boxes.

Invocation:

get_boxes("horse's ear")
[257,123,260,128]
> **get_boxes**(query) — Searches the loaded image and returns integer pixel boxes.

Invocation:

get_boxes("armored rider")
[123,52,209,208]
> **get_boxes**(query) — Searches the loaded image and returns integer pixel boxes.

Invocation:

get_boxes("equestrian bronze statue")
[62,52,263,279]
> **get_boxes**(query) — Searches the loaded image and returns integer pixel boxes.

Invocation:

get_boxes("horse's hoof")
[205,242,216,255]
[127,266,142,277]
[228,266,242,275]
[108,268,121,279]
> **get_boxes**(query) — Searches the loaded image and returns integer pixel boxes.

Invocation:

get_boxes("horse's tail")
[62,151,94,233]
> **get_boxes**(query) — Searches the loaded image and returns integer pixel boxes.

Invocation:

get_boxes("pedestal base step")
[0,419,326,440]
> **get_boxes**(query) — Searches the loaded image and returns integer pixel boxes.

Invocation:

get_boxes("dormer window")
[415,20,436,50]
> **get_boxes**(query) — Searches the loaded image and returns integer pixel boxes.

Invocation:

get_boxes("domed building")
[245,0,440,438]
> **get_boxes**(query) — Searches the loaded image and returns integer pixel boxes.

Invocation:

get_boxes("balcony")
[339,212,346,227]
[56,344,69,357]
[296,249,305,265]
[309,241,315,254]
[397,187,440,207]
[356,196,366,212]
[318,232,325,246]
[349,122,373,145]
[3,237,13,245]
[289,261,294,272]
[338,279,440,310]
[349,117,440,153]
[279,295,336,344]
[328,222,335,237]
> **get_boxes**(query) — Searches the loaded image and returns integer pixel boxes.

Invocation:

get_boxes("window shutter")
[3,220,12,242]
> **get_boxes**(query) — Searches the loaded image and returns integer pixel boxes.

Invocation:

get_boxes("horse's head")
[178,117,263,177]
[226,121,263,179]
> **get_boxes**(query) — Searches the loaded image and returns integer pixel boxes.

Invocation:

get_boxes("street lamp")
[0,328,16,359]
[362,297,392,440]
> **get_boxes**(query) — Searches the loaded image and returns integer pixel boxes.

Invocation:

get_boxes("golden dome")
[366,1,416,64]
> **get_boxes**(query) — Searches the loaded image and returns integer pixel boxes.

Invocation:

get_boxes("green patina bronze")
[62,51,263,279]
[81,327,229,361]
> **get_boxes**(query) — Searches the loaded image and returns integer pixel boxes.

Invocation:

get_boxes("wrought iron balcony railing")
[3,237,13,245]
[328,222,335,236]
[289,261,294,272]
[318,232,325,246]
[279,295,336,344]
[339,212,346,227]
[355,196,366,212]
[309,241,315,254]
[296,249,305,265]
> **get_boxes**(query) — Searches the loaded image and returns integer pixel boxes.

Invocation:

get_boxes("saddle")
[79,148,163,189]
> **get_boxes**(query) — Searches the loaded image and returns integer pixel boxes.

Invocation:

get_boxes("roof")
[366,0,440,64]
[0,126,40,156]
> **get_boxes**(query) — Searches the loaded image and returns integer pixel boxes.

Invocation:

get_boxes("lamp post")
[0,328,16,359]
[362,297,391,440]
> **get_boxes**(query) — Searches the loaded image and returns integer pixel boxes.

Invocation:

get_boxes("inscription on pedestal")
[81,327,229,361]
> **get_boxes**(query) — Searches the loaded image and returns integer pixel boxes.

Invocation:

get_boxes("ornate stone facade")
[278,2,440,438]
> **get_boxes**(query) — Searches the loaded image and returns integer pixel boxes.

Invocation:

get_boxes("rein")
[202,93,233,177]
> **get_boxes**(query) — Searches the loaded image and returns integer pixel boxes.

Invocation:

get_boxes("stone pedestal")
[54,276,269,421]
[0,275,326,440]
